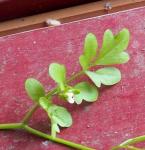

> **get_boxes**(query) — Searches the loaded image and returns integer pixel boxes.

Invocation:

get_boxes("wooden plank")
[0,6,145,150]
[0,0,97,21]
[0,0,145,36]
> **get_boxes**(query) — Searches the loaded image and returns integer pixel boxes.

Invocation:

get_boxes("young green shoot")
[0,28,132,150]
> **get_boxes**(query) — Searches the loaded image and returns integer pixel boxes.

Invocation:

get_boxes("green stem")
[0,123,95,150]
[45,88,57,98]
[112,135,145,150]
[0,123,22,130]
[45,70,84,98]
[0,69,92,149]
[51,120,56,138]
[21,102,39,124]
[22,70,85,124]
[24,125,95,150]
[67,70,84,83]
[120,135,145,146]
[112,145,143,150]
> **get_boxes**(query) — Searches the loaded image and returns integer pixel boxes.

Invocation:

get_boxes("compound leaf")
[96,28,130,65]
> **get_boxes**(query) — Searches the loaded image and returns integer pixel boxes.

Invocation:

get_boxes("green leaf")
[39,98,72,127]
[49,63,66,88]
[39,97,52,111]
[85,71,101,87]
[79,33,98,70]
[39,102,72,137]
[100,29,114,57]
[114,28,130,52]
[48,105,72,127]
[96,28,130,65]
[79,55,89,70]
[96,52,130,65]
[74,82,98,104]
[39,100,72,137]
[84,33,98,61]
[86,67,121,87]
[25,78,45,101]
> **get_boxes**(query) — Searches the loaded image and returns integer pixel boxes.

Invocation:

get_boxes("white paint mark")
[46,19,61,26]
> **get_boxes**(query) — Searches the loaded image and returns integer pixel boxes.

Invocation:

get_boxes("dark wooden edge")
[0,0,145,36]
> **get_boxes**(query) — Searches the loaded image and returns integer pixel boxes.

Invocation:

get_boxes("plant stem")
[45,70,84,98]
[45,88,57,98]
[0,123,22,130]
[67,70,84,83]
[112,135,145,150]
[112,145,143,150]
[118,135,145,146]
[0,123,95,149]
[22,71,84,124]
[24,125,95,150]
[0,69,93,149]
[22,70,85,124]
[21,102,39,124]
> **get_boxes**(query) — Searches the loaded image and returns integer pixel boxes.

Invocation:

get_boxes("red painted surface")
[0,0,97,21]
[0,7,145,150]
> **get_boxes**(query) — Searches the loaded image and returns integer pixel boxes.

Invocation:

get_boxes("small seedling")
[0,28,135,150]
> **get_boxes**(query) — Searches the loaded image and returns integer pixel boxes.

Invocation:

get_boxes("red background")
[0,6,145,150]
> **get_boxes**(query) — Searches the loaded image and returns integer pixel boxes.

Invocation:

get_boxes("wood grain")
[0,0,145,36]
